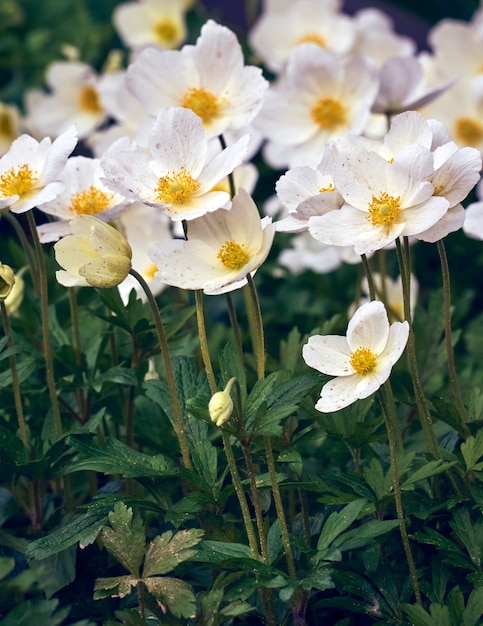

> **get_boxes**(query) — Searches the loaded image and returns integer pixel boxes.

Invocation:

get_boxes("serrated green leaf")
[90,366,138,392]
[317,499,366,552]
[93,575,138,600]
[144,576,196,619]
[449,507,483,569]
[101,502,146,576]
[401,602,450,626]
[333,519,401,551]
[143,528,203,578]
[196,540,253,563]
[0,356,37,388]
[363,458,391,501]
[1,598,70,626]
[461,429,483,472]
[317,498,366,551]
[466,387,483,423]
[66,435,178,478]
[463,587,483,626]
[401,460,457,490]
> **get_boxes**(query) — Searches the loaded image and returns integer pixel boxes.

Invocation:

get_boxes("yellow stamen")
[153,19,178,46]
[0,163,37,198]
[217,241,249,270]
[367,192,401,227]
[181,87,219,124]
[454,117,483,147]
[297,32,327,47]
[69,186,114,215]
[79,85,103,114]
[310,97,346,130]
[155,170,201,205]
[350,346,377,375]
[319,183,335,193]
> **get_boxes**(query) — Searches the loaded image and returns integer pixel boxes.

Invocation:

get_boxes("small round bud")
[208,377,236,427]
[0,263,15,301]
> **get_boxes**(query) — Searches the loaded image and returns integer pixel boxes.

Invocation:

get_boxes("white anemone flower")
[24,62,107,140]
[255,45,379,168]
[248,0,355,74]
[113,0,188,51]
[0,126,77,214]
[125,19,268,137]
[308,140,450,255]
[36,156,132,242]
[101,107,248,221]
[303,300,409,412]
[149,188,275,295]
[275,144,344,232]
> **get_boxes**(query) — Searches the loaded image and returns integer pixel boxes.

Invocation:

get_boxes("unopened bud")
[208,377,236,427]
[0,263,15,301]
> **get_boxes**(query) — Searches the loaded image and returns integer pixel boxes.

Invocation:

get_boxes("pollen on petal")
[181,87,220,124]
[311,97,346,130]
[0,163,37,198]
[69,186,114,215]
[155,170,201,205]
[350,346,377,375]
[217,240,250,270]
[367,191,401,227]
[79,85,103,114]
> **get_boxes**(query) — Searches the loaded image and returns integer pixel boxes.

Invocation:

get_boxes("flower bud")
[0,263,15,301]
[208,377,236,427]
[4,267,25,315]
[54,215,132,288]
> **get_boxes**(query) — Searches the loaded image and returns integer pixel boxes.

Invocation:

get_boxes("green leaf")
[363,458,392,501]
[463,587,483,626]
[0,556,15,581]
[90,366,138,392]
[143,528,203,577]
[333,519,401,551]
[317,499,366,552]
[101,502,146,577]
[401,459,457,490]
[66,435,178,478]
[449,507,483,569]
[144,576,197,619]
[196,540,253,564]
[461,429,483,472]
[466,386,483,423]
[401,603,451,626]
[1,599,70,626]
[0,356,37,388]
[93,575,139,600]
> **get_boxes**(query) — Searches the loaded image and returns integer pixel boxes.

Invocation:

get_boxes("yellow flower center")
[181,87,220,124]
[144,262,158,281]
[155,170,201,205]
[153,19,178,46]
[79,85,103,114]
[367,192,401,227]
[311,97,346,130]
[297,32,327,47]
[319,183,335,193]
[69,186,114,215]
[217,241,250,270]
[350,346,377,375]
[454,117,483,147]
[0,163,37,198]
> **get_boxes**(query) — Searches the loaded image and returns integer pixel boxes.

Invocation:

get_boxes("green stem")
[129,269,192,469]
[3,212,39,292]
[68,287,87,422]
[195,289,217,394]
[1,301,29,449]
[378,388,422,605]
[245,274,297,579]
[221,431,259,558]
[246,274,265,380]
[26,211,64,439]
[219,134,237,200]
[240,439,269,562]
[360,254,376,301]
[395,238,440,458]
[225,292,245,366]
[436,239,470,433]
